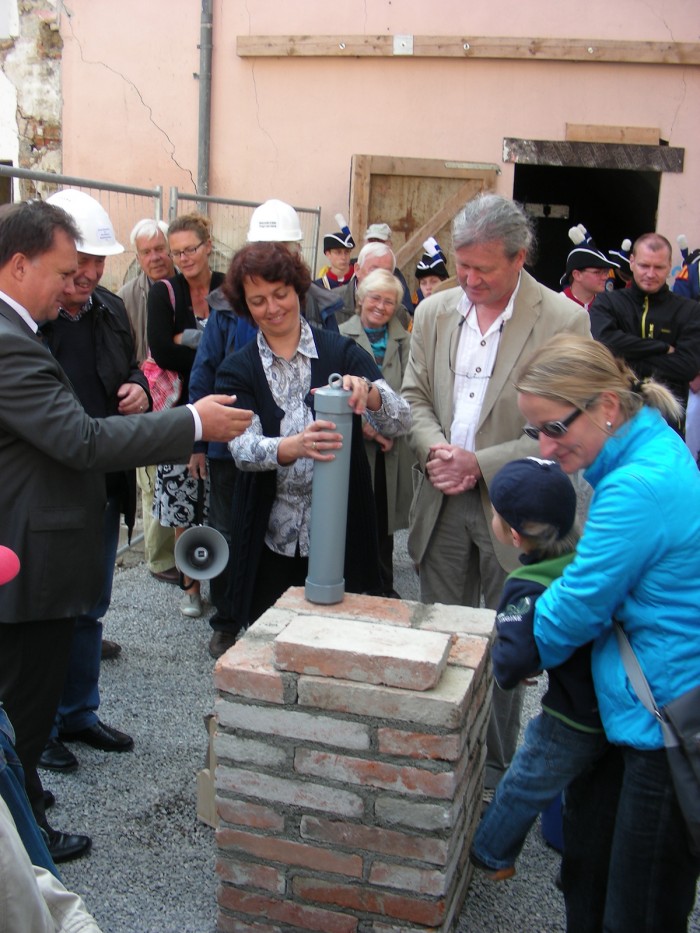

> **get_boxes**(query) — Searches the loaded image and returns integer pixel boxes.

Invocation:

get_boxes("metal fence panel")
[169,188,321,279]
[0,166,322,291]
[0,165,163,293]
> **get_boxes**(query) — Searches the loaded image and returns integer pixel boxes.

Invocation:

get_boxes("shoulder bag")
[142,278,182,411]
[615,622,700,855]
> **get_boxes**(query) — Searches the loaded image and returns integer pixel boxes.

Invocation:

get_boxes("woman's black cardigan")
[215,327,386,627]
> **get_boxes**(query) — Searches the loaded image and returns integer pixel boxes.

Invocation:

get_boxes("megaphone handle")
[194,477,206,527]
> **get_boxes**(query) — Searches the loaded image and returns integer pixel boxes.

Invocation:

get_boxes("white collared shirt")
[450,275,520,451]
[0,289,37,332]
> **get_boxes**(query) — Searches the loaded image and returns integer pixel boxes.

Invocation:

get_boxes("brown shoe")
[101,639,121,660]
[150,567,180,585]
[209,631,238,659]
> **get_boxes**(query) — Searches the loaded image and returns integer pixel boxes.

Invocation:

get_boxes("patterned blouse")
[230,318,410,557]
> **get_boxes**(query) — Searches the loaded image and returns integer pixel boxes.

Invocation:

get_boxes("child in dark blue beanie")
[470,457,607,881]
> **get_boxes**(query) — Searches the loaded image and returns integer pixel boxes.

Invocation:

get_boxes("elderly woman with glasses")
[340,269,413,594]
[512,332,700,932]
[214,243,411,633]
[147,212,222,617]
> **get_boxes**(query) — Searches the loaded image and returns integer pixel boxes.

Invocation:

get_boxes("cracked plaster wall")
[0,0,62,197]
[56,0,700,245]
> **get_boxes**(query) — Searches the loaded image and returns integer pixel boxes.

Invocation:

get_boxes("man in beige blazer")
[402,193,590,791]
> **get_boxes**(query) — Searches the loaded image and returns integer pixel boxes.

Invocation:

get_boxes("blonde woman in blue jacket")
[516,333,700,933]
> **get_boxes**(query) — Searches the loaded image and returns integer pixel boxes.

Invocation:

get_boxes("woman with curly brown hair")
[213,242,411,638]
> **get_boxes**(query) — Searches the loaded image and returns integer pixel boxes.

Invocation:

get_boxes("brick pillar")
[213,588,493,933]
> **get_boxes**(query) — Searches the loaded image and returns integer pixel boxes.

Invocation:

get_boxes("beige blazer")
[402,271,591,571]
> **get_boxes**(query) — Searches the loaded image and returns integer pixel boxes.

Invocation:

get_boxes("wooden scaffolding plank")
[566,124,661,145]
[237,35,700,66]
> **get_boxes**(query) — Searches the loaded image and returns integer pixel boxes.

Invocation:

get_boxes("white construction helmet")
[47,189,124,256]
[247,198,303,243]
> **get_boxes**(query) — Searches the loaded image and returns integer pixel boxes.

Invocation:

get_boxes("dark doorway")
[513,164,660,291]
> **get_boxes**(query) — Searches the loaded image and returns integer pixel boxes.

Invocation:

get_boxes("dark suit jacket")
[0,299,194,624]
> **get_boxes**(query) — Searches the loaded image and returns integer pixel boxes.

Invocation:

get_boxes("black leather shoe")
[209,630,238,660]
[150,567,180,585]
[101,638,122,660]
[38,738,79,773]
[44,824,92,863]
[59,719,134,752]
[43,789,56,809]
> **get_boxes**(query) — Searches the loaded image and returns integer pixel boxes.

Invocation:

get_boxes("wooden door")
[349,155,497,289]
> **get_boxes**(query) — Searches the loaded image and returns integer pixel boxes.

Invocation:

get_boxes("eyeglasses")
[522,407,584,440]
[171,243,205,260]
[365,294,397,309]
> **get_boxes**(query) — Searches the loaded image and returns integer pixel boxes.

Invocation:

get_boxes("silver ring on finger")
[312,441,317,450]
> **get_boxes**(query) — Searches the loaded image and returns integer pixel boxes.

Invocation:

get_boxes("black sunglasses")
[522,407,583,440]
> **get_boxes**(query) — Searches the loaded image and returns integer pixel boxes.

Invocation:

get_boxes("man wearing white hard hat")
[247,199,345,331]
[0,198,252,865]
[36,190,146,799]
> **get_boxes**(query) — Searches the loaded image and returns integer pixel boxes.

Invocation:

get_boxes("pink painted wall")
[60,1,700,250]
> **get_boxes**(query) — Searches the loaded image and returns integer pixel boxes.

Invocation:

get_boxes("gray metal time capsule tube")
[305,373,353,604]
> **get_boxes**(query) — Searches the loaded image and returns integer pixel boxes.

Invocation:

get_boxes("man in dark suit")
[0,200,253,862]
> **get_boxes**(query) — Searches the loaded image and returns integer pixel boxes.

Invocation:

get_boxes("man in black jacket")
[36,192,147,854]
[590,233,700,434]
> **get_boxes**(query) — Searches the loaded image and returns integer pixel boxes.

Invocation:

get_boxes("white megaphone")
[174,526,229,581]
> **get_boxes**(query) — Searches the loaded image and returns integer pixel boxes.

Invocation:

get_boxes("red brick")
[274,616,450,690]
[215,731,288,768]
[214,639,294,704]
[216,765,364,817]
[374,796,456,832]
[292,876,446,926]
[300,816,449,865]
[215,798,284,832]
[377,727,463,762]
[368,862,449,896]
[295,749,456,799]
[218,887,358,933]
[216,700,370,750]
[364,923,435,933]
[297,666,474,729]
[215,828,363,877]
[217,913,281,933]
[420,604,495,637]
[216,857,285,893]
[276,587,415,627]
[448,634,490,674]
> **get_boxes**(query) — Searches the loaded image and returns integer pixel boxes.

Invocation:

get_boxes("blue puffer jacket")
[534,406,700,749]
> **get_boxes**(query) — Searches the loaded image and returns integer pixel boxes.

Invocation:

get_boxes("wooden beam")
[237,35,700,66]
[566,124,660,145]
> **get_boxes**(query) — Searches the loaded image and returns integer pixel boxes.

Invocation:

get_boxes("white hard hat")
[47,189,124,256]
[247,199,303,243]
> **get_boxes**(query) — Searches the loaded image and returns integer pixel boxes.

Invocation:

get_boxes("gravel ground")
[53,530,699,933]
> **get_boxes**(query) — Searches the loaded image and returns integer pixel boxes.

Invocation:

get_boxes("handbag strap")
[144,278,178,364]
[162,278,177,313]
[614,622,677,745]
